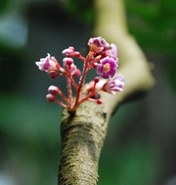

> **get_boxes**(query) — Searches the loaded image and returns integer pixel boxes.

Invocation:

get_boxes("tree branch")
[94,0,155,114]
[58,0,155,184]
[59,103,109,185]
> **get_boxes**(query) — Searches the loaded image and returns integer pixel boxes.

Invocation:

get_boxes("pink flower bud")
[63,57,73,68]
[48,85,60,95]
[62,47,80,57]
[72,68,81,77]
[92,62,98,68]
[46,93,56,102]
[94,77,100,83]
[63,57,81,77]
[62,47,74,54]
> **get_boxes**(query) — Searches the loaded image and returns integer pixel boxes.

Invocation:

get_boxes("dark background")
[0,0,176,185]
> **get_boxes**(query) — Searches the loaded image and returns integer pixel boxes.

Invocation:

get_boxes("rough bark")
[59,102,109,185]
[58,0,155,184]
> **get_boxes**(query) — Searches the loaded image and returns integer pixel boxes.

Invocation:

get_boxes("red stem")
[68,51,94,111]
[77,55,86,61]
[66,73,73,106]
[70,77,79,91]
[78,81,97,104]
[71,58,91,110]
[58,89,70,105]
[54,99,67,108]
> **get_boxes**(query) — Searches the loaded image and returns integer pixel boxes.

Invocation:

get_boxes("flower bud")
[94,77,100,83]
[62,47,80,57]
[96,99,103,104]
[46,93,56,102]
[63,57,73,68]
[63,58,81,77]
[48,85,60,95]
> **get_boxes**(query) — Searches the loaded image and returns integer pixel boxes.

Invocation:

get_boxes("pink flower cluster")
[35,37,124,111]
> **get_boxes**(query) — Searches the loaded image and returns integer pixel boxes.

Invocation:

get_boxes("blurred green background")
[0,0,176,185]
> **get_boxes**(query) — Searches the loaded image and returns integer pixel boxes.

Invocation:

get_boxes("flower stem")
[58,88,70,105]
[66,75,73,106]
[70,77,79,91]
[79,81,97,104]
[72,59,90,111]
[54,99,67,108]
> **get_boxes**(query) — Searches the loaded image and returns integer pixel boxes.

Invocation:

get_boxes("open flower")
[35,53,60,74]
[96,56,117,79]
[110,43,118,59]
[102,75,125,94]
[101,43,118,61]
[88,37,110,52]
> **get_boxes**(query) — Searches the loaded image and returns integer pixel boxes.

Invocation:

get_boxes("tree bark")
[58,0,155,184]
[58,102,109,185]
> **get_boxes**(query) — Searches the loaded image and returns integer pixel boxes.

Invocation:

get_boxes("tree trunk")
[58,102,109,185]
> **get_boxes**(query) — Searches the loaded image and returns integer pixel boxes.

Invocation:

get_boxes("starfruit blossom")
[102,75,125,94]
[96,56,117,79]
[35,53,60,74]
[88,37,110,52]
[35,36,125,111]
